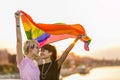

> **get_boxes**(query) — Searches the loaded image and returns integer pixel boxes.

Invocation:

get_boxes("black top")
[38,60,61,80]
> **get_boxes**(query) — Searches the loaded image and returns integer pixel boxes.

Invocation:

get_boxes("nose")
[37,49,39,54]
[40,52,44,56]
[34,48,39,54]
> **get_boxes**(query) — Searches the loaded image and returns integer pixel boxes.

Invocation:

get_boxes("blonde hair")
[23,40,38,55]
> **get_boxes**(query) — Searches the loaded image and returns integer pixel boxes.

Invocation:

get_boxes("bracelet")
[16,25,20,27]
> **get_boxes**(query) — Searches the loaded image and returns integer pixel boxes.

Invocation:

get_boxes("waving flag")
[20,10,91,51]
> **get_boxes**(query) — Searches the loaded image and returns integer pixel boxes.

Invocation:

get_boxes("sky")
[0,0,120,59]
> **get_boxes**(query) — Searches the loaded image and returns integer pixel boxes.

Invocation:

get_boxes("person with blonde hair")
[15,11,40,80]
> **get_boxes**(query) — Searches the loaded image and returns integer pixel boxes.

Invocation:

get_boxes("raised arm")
[58,35,82,68]
[15,11,23,64]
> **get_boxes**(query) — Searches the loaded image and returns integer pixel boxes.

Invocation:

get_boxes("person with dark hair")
[15,11,40,80]
[37,35,82,80]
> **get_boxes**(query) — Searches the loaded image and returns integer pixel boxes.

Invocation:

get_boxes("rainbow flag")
[20,10,91,51]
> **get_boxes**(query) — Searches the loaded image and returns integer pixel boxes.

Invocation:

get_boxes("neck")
[44,58,52,63]
[26,54,34,60]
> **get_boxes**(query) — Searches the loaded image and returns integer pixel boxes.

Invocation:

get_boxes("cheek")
[36,49,39,53]
[40,52,48,57]
[40,53,44,56]
[34,48,39,53]
[32,50,38,56]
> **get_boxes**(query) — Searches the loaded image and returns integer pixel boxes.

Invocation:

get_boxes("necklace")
[41,62,52,79]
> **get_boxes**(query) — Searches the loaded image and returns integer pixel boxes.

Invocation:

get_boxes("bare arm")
[15,11,23,64]
[58,35,82,68]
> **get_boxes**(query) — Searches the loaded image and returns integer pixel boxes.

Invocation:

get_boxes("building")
[0,49,11,65]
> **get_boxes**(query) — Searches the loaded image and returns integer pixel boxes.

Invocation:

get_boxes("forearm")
[58,37,79,66]
[15,15,22,45]
[62,41,76,55]
[61,36,79,57]
[15,15,20,26]
[61,38,78,56]
[16,27,22,56]
[16,27,22,43]
[15,11,23,64]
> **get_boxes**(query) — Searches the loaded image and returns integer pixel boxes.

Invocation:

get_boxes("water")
[63,66,120,80]
[0,66,120,80]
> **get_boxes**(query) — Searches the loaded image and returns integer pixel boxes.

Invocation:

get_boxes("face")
[31,46,39,55]
[39,48,52,59]
[28,44,39,58]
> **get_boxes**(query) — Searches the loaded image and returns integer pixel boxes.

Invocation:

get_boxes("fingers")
[15,10,20,18]
[77,34,83,39]
[15,11,21,27]
[78,34,87,38]
[15,10,20,15]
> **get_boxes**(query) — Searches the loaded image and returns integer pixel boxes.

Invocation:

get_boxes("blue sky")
[0,0,120,59]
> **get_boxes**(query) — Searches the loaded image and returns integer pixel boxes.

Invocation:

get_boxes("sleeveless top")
[38,60,61,80]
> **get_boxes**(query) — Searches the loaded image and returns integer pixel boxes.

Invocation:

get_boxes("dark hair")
[41,44,57,62]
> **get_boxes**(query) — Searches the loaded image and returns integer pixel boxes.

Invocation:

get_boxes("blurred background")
[0,0,120,80]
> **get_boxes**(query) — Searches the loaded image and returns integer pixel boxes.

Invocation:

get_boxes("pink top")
[17,57,40,80]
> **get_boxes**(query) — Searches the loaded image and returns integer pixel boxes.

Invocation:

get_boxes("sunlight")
[63,66,120,80]
[63,73,83,80]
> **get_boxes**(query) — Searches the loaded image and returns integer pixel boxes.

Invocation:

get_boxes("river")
[63,66,120,80]
[0,66,120,80]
